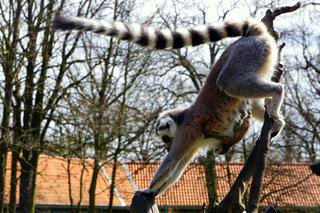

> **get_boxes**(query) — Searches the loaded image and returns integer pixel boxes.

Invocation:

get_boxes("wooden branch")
[246,113,273,212]
[261,2,302,40]
[208,2,301,213]
[310,162,320,176]
[246,41,287,212]
[246,3,300,211]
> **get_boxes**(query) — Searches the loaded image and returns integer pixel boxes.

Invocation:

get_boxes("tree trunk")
[8,151,19,213]
[77,158,86,212]
[0,67,13,213]
[88,160,100,213]
[108,160,117,213]
[67,159,75,213]
[0,51,15,213]
[200,150,218,210]
[0,146,7,213]
[108,144,121,213]
[17,150,39,213]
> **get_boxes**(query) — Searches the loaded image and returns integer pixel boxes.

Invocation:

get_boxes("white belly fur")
[200,137,222,150]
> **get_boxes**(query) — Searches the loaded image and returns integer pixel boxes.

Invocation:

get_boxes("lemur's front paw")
[136,188,155,197]
[271,117,285,138]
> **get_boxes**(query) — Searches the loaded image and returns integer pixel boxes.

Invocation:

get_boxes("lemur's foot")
[236,109,251,128]
[271,117,285,138]
[265,99,275,116]
[264,99,285,138]
[265,98,282,119]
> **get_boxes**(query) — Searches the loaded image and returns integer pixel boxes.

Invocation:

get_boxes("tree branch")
[261,2,301,40]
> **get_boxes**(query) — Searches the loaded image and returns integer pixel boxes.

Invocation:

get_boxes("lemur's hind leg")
[216,35,284,121]
[217,74,285,135]
[217,74,284,118]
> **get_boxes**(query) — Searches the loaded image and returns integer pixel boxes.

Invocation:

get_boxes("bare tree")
[281,7,320,162]
[0,0,115,212]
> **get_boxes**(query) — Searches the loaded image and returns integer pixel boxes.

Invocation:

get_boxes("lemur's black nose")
[162,136,172,143]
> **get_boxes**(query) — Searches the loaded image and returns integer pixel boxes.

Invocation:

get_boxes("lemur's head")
[155,108,185,152]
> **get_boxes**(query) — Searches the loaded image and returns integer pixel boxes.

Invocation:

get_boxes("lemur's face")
[155,114,177,152]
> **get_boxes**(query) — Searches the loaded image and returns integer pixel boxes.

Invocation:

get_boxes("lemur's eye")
[158,123,170,131]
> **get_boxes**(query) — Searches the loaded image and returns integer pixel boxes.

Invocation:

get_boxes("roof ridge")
[122,162,139,191]
[98,162,126,206]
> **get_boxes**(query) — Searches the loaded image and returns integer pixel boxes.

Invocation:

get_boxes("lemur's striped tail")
[52,16,268,49]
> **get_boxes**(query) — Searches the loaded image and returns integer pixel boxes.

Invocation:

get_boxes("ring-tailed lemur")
[52,16,285,196]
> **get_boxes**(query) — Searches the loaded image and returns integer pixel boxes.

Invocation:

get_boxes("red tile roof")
[4,153,320,208]
[5,154,124,206]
